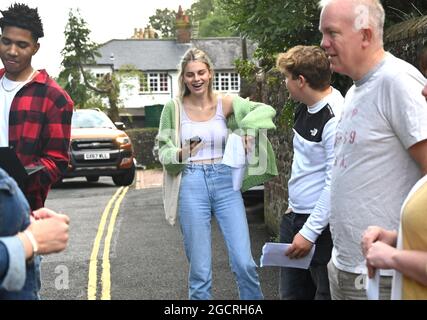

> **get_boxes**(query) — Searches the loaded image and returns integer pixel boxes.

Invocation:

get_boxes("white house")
[83,8,256,127]
[87,38,255,107]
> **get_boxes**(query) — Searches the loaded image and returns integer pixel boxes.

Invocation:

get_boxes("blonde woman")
[157,48,277,300]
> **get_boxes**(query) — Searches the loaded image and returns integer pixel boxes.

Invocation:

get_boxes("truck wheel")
[112,163,135,186]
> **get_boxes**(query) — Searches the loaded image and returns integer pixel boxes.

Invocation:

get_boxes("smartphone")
[187,136,202,144]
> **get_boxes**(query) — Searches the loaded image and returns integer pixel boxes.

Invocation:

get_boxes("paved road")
[39,173,279,300]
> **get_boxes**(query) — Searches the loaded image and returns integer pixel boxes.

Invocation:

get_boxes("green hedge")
[126,128,161,168]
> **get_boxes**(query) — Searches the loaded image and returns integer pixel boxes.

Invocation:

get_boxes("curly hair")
[0,3,44,40]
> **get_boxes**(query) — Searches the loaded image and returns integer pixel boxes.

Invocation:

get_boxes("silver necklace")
[0,69,37,92]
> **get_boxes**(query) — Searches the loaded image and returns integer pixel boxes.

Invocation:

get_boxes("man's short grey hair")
[319,0,385,44]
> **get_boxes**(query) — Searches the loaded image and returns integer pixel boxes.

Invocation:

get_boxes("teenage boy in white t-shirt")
[276,45,343,299]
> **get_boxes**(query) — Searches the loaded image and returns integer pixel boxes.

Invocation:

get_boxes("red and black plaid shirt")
[1,69,74,210]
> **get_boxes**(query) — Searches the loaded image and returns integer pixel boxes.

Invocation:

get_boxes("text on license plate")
[84,152,110,160]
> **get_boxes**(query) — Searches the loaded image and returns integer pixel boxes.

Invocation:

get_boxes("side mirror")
[115,122,126,130]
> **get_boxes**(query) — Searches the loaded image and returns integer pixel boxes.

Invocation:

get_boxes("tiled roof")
[94,38,256,71]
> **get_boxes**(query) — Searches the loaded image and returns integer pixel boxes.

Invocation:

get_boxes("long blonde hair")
[177,48,215,99]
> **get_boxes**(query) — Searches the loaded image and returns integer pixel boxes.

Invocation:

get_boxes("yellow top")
[401,179,427,299]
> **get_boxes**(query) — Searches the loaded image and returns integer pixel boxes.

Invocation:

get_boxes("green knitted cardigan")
[157,95,278,192]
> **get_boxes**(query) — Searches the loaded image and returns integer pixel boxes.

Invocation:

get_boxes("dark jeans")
[279,212,332,300]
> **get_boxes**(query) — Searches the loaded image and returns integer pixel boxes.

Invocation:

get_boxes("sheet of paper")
[231,166,245,191]
[222,133,248,191]
[366,270,380,300]
[260,242,315,269]
[222,133,246,168]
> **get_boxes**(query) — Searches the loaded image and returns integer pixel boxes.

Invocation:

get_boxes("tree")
[190,0,215,21]
[217,0,320,65]
[187,0,237,37]
[218,0,427,64]
[58,9,99,108]
[195,0,238,38]
[216,0,427,93]
[198,13,238,37]
[148,7,194,38]
[149,8,177,38]
[59,9,121,121]
[383,0,427,26]
[149,0,238,39]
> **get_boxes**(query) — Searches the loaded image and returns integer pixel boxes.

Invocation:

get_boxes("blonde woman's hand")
[242,135,255,156]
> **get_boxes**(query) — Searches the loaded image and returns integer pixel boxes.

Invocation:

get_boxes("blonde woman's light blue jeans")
[178,163,263,300]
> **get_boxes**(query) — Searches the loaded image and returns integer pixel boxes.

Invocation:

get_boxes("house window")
[230,73,239,91]
[140,73,169,93]
[213,72,240,92]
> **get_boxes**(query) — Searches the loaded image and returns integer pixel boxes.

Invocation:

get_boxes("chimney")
[144,27,149,39]
[175,5,191,43]
[131,28,144,39]
[145,25,158,39]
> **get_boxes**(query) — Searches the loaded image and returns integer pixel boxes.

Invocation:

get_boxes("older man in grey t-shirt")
[319,0,427,300]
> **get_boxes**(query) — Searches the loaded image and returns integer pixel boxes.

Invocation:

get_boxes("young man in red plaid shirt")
[0,3,74,210]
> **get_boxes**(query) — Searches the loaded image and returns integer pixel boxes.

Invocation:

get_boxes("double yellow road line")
[87,186,129,300]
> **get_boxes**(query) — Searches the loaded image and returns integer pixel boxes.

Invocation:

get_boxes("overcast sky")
[0,0,196,77]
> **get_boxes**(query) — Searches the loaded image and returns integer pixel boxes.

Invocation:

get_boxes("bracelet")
[23,230,38,256]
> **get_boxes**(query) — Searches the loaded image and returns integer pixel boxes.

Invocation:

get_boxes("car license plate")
[84,152,110,160]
